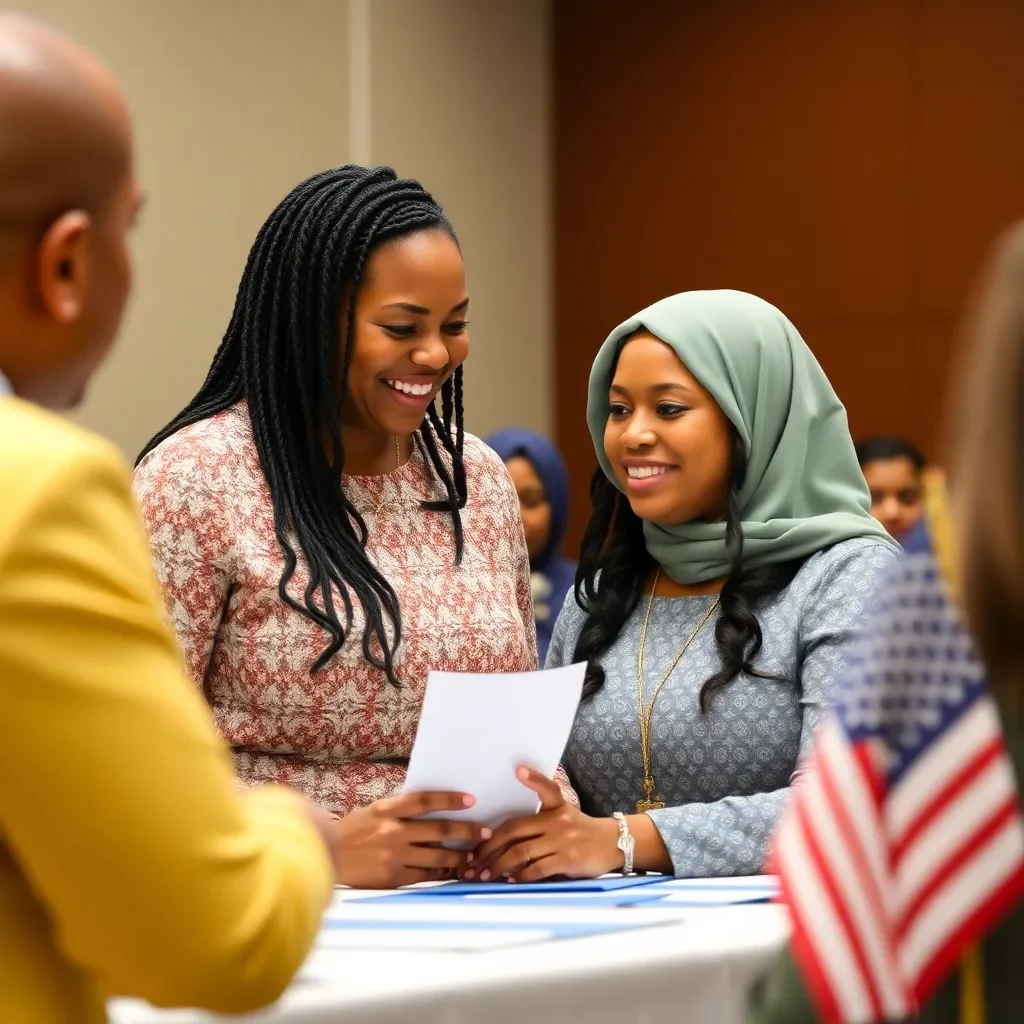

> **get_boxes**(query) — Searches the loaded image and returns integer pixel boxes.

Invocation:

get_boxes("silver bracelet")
[612,812,635,875]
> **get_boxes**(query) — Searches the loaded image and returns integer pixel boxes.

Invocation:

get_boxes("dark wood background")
[553,0,1024,554]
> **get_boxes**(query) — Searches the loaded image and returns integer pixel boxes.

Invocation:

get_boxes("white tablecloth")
[109,889,790,1024]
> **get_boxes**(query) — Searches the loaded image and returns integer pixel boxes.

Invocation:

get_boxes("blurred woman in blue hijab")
[486,428,577,662]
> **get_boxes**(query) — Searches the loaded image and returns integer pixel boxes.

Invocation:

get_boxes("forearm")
[645,788,791,877]
[569,814,671,876]
[627,812,674,873]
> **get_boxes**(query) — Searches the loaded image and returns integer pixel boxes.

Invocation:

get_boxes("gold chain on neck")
[635,566,720,813]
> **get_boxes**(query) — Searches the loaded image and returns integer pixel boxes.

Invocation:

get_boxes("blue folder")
[356,891,669,909]
[403,874,670,896]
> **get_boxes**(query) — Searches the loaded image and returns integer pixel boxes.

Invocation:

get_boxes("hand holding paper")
[330,790,492,889]
[468,767,624,881]
[401,663,585,832]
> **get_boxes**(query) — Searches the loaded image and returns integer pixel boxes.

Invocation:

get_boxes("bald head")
[0,12,132,241]
[0,13,139,409]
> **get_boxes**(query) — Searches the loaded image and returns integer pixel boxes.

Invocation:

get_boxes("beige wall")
[13,0,552,454]
[370,0,552,438]
[15,0,350,456]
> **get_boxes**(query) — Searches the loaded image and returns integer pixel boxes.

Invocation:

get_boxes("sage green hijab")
[587,289,897,583]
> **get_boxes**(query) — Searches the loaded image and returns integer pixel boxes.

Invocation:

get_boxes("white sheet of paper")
[637,875,778,905]
[325,903,683,926]
[401,662,586,830]
[318,927,552,951]
[650,874,777,889]
[462,891,626,901]
[651,890,773,905]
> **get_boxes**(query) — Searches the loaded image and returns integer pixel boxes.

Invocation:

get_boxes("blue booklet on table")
[403,874,671,896]
[359,891,670,909]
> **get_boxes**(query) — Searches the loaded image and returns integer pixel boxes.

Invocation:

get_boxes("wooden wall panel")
[911,0,1024,319]
[554,0,1024,555]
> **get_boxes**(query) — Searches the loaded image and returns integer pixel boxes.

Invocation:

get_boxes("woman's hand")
[467,768,621,882]
[330,791,492,889]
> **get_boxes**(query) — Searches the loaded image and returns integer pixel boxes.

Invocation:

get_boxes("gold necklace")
[635,566,720,813]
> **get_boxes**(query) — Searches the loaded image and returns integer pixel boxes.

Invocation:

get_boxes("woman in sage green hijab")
[470,290,900,882]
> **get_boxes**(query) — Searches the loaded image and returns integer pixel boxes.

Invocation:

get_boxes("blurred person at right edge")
[747,225,1024,1023]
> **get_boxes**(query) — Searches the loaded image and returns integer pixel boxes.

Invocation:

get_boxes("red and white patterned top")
[133,403,541,814]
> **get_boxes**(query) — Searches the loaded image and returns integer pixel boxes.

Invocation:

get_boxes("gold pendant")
[637,778,664,813]
[636,798,665,813]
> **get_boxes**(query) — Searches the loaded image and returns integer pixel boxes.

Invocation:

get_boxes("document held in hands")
[402,662,586,830]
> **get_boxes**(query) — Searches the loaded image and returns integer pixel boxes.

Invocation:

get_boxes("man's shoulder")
[0,398,128,536]
[0,397,124,487]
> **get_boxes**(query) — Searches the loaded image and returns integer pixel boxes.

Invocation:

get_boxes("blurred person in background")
[0,13,339,1021]
[469,291,899,882]
[486,427,577,662]
[748,225,1024,1023]
[856,434,927,541]
[134,166,571,888]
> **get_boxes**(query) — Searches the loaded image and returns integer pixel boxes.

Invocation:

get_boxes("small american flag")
[772,523,1024,1022]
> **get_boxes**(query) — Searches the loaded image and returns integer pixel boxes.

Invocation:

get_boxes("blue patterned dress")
[546,537,900,877]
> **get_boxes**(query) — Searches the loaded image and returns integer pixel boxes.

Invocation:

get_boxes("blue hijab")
[486,428,577,663]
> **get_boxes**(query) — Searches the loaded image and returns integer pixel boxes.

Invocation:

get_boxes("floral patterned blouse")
[134,403,542,814]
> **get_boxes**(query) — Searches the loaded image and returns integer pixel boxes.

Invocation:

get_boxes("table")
[109,889,790,1024]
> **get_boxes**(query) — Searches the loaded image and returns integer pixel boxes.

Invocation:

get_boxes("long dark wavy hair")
[137,166,466,686]
[572,341,804,710]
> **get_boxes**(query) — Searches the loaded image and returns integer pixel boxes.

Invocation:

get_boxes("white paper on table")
[462,891,627,901]
[638,874,779,906]
[651,874,778,888]
[317,927,553,952]
[325,902,683,927]
[652,891,772,905]
[401,662,585,831]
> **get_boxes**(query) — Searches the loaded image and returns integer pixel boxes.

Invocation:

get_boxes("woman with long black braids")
[471,290,900,882]
[134,166,545,888]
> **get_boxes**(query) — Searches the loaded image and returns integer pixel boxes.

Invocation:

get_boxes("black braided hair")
[572,340,803,708]
[137,166,466,685]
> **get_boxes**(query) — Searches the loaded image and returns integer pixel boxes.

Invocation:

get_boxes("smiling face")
[340,228,469,437]
[603,331,734,525]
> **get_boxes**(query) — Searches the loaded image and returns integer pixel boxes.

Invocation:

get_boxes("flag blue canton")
[836,541,987,784]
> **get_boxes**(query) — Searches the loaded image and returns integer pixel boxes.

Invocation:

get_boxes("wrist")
[626,812,673,874]
[611,812,635,874]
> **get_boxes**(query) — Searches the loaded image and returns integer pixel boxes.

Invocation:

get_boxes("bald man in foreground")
[0,15,336,1022]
